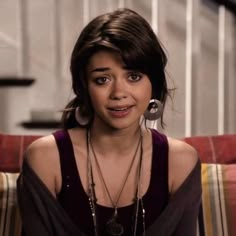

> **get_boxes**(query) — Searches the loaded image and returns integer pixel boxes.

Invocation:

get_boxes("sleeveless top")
[54,129,169,236]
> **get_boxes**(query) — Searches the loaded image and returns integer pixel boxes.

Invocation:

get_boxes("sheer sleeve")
[146,160,202,236]
[172,175,202,236]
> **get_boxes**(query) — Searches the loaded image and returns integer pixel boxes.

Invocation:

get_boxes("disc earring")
[144,99,163,120]
[75,107,89,126]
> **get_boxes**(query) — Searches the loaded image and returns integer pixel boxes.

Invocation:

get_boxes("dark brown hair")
[61,8,169,128]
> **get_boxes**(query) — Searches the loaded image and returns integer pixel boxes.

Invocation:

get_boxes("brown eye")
[128,73,142,82]
[95,77,109,85]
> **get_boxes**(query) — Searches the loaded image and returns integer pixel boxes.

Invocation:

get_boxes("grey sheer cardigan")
[17,160,202,236]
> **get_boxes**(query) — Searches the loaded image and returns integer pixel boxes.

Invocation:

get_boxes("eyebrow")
[90,66,130,73]
[90,67,110,73]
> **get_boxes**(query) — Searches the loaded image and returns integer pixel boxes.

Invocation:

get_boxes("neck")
[89,122,142,157]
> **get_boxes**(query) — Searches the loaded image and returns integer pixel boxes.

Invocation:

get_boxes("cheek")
[88,86,105,108]
[135,82,152,112]
[143,93,152,110]
[87,86,96,106]
[143,80,152,101]
[142,83,152,109]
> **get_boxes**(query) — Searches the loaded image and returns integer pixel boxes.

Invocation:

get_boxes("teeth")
[112,107,128,111]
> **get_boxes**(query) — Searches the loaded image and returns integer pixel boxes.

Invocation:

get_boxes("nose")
[110,79,127,100]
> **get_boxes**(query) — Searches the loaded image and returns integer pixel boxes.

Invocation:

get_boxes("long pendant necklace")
[133,133,144,236]
[87,129,144,236]
[87,132,98,236]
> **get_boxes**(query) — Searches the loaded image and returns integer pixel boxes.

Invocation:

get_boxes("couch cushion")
[0,165,235,236]
[0,172,21,236]
[0,134,39,172]
[200,163,236,236]
[184,134,236,164]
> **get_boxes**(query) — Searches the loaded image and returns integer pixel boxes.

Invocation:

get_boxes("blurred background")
[0,0,235,138]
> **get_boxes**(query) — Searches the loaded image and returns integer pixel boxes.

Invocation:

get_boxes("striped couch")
[0,132,236,236]
[183,135,236,236]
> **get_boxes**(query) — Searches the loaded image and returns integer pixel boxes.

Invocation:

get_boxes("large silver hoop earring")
[75,107,89,126]
[144,99,163,120]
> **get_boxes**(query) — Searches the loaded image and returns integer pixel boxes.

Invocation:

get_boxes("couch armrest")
[0,133,40,172]
[183,134,236,164]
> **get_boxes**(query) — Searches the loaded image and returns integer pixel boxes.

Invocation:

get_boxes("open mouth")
[108,107,130,111]
[107,106,133,118]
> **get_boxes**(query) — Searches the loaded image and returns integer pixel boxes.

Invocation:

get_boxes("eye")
[128,72,142,82]
[94,76,110,85]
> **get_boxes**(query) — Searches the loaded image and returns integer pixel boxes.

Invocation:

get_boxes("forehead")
[86,50,125,71]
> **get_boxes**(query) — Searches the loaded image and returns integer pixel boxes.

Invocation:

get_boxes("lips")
[108,107,130,111]
[107,105,133,118]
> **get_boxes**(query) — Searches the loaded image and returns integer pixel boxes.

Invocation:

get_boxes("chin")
[107,119,140,131]
[93,114,140,130]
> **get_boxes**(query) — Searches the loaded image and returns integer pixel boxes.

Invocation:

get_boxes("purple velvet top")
[54,129,169,235]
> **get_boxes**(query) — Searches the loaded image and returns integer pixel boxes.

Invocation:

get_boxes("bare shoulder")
[24,134,60,197]
[167,137,199,194]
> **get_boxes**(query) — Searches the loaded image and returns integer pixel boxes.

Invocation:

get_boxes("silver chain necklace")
[87,129,145,236]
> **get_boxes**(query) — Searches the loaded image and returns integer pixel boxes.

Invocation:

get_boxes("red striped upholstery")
[183,134,236,164]
[0,133,40,172]
[183,134,236,236]
[0,132,236,236]
[0,133,40,236]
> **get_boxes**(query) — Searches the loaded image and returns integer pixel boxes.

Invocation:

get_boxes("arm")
[145,159,201,236]
[168,138,202,236]
[18,135,62,235]
[171,162,202,236]
[17,155,84,235]
[24,135,61,197]
[172,185,201,236]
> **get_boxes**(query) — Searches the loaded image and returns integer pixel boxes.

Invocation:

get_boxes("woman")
[17,8,201,236]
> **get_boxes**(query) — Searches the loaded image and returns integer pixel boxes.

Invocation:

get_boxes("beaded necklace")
[86,129,146,236]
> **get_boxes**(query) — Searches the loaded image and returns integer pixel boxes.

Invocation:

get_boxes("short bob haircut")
[61,8,169,129]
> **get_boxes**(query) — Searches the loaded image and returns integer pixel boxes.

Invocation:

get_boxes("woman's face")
[86,50,152,130]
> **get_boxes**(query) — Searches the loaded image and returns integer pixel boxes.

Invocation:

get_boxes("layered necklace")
[86,129,146,236]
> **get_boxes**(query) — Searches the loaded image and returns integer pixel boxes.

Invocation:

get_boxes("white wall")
[0,0,235,137]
